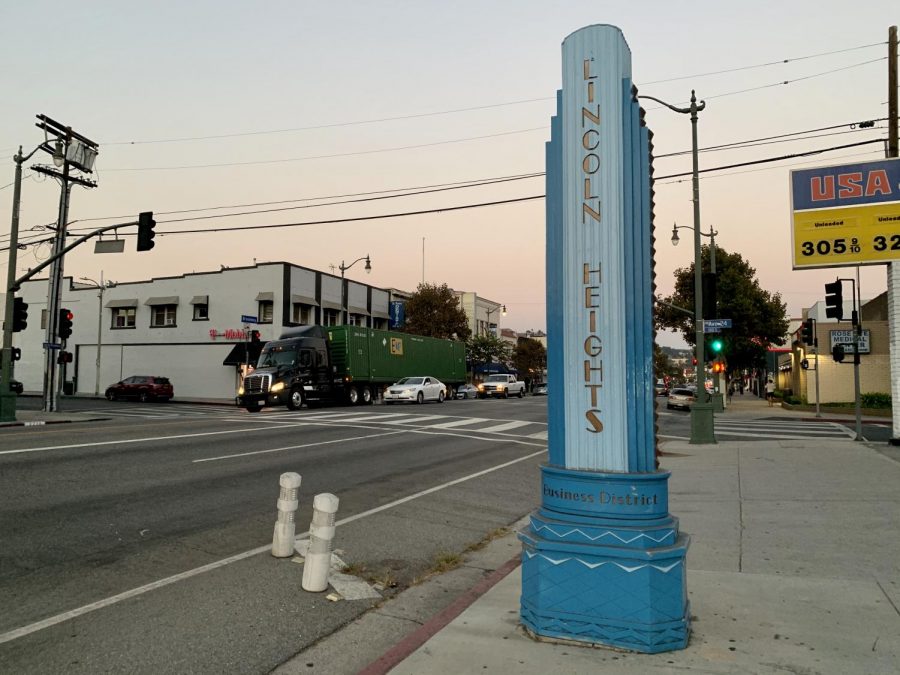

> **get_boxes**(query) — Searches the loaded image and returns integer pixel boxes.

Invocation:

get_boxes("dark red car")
[105,376,173,402]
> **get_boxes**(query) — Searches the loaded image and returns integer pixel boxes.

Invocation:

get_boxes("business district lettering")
[582,58,604,434]
[543,483,659,507]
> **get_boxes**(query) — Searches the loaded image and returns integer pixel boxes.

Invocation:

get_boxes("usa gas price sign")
[790,158,900,270]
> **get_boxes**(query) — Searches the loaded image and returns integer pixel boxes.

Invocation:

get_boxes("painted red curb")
[358,555,522,675]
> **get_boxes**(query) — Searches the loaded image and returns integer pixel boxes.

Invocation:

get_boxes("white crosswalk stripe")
[711,418,854,440]
[80,405,551,439]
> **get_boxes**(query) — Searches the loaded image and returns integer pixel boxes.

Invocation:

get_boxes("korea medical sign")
[790,158,900,269]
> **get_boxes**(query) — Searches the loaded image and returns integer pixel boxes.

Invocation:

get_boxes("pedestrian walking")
[765,378,776,407]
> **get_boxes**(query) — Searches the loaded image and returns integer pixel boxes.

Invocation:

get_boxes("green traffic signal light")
[710,338,723,353]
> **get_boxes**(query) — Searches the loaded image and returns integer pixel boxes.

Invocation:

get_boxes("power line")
[654,138,885,180]
[94,41,885,147]
[102,127,548,172]
[639,41,885,85]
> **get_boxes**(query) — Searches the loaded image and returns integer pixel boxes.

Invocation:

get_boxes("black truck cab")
[237,326,331,412]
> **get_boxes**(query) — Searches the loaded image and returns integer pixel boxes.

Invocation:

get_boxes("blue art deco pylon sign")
[519,25,691,653]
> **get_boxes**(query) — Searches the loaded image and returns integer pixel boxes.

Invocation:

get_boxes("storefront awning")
[222,341,265,366]
[320,300,342,311]
[371,308,390,319]
[190,295,208,305]
[291,294,318,306]
[255,292,274,302]
[347,304,369,315]
[145,296,179,306]
[104,298,138,308]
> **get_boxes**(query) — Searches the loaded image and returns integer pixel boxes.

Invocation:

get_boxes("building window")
[41,309,47,329]
[258,301,273,324]
[193,304,209,321]
[292,303,313,325]
[323,309,339,326]
[112,307,136,328]
[150,304,177,327]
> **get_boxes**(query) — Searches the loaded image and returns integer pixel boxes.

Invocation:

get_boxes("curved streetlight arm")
[638,91,706,115]
[338,254,371,277]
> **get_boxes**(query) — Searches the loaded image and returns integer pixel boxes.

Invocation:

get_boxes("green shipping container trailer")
[327,326,466,386]
[236,324,467,411]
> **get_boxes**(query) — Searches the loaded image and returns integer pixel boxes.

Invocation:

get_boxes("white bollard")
[302,493,340,592]
[271,472,302,558]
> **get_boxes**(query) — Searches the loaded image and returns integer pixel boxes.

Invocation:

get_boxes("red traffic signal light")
[250,330,261,343]
[711,362,725,374]
[58,308,74,340]
[56,351,73,364]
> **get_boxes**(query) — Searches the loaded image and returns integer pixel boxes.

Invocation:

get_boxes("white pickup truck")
[478,374,526,399]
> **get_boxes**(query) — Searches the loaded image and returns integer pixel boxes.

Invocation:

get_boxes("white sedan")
[384,376,446,404]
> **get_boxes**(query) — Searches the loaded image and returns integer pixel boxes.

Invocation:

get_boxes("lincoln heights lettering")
[581,58,604,433]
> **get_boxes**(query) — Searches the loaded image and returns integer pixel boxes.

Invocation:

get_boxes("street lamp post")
[484,304,507,336]
[640,90,715,444]
[1,142,58,423]
[79,273,116,397]
[338,255,371,325]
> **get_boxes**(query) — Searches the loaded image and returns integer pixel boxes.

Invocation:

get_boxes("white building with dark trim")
[11,262,395,399]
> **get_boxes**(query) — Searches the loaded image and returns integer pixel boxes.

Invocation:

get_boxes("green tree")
[653,344,681,381]
[402,283,471,340]
[513,337,547,383]
[655,245,788,372]
[466,334,513,373]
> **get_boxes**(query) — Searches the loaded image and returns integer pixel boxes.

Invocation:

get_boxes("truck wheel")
[417,391,424,404]
[246,405,262,413]
[361,386,373,405]
[444,386,454,401]
[287,387,304,411]
[518,389,524,398]
[502,391,509,399]
[347,386,359,405]
[438,391,445,403]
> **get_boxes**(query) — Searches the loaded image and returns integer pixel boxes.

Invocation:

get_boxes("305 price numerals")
[800,235,900,257]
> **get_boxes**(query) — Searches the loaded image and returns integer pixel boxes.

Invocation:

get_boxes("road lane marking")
[475,420,532,434]
[193,430,407,463]
[0,423,309,456]
[427,417,491,429]
[382,415,446,425]
[526,430,549,440]
[0,446,546,645]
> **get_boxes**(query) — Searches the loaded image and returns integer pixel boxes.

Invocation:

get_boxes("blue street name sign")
[43,342,61,350]
[241,315,258,324]
[703,319,732,332]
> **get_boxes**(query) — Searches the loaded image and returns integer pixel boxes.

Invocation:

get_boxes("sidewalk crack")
[875,579,900,618]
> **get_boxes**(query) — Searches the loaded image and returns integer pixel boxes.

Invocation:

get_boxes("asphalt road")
[3,393,891,673]
[0,396,549,674]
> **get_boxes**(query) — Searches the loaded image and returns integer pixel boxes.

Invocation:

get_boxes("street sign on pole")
[241,315,258,324]
[703,319,731,332]
[43,342,61,350]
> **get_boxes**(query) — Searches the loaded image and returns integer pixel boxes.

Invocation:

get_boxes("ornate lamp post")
[639,91,715,444]
[483,303,506,336]
[338,255,371,325]
[78,274,116,396]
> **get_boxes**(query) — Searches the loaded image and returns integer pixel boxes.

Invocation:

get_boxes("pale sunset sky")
[1,1,896,346]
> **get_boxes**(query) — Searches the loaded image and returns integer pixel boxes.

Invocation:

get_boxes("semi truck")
[236,325,467,412]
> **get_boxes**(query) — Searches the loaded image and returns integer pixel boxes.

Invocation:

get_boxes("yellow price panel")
[792,202,900,269]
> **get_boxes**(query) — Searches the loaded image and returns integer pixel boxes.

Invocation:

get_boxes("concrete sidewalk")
[316,418,900,674]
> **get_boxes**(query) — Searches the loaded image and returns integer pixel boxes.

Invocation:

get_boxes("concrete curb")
[0,416,110,429]
[358,556,521,675]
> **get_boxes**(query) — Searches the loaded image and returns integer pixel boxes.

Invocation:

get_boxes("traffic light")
[832,344,845,363]
[11,347,21,361]
[137,211,156,251]
[824,280,843,320]
[705,336,724,361]
[57,351,73,365]
[800,319,816,345]
[711,362,725,374]
[250,330,261,343]
[12,297,28,332]
[57,308,74,340]
[800,358,809,370]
